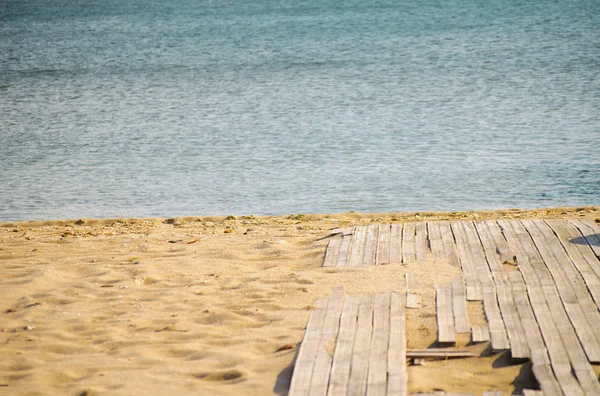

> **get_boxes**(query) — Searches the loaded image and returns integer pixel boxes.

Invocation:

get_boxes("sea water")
[1,0,599,221]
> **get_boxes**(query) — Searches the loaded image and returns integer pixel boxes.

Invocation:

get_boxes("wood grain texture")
[402,222,416,264]
[415,222,429,262]
[387,292,407,396]
[336,227,355,268]
[436,284,456,343]
[389,224,402,265]
[366,293,391,396]
[363,224,379,267]
[568,219,600,258]
[376,224,391,265]
[327,295,360,396]
[322,236,341,267]
[347,295,375,396]
[451,275,470,333]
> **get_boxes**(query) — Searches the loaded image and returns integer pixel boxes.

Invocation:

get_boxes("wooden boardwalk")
[289,290,407,396]
[293,219,600,395]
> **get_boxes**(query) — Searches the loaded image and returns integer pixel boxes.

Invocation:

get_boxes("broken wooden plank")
[387,292,407,396]
[402,222,416,264]
[375,224,391,265]
[471,326,490,343]
[309,291,344,396]
[451,275,470,333]
[347,295,374,396]
[415,222,429,262]
[389,224,402,265]
[362,224,379,267]
[437,284,455,343]
[327,295,360,396]
[406,273,421,309]
[288,298,328,396]
[366,293,391,396]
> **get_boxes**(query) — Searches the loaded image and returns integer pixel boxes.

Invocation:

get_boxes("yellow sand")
[0,207,598,395]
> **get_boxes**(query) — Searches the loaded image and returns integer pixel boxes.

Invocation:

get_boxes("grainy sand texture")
[1,207,598,395]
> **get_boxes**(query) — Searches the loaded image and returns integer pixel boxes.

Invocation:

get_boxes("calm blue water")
[1,0,599,221]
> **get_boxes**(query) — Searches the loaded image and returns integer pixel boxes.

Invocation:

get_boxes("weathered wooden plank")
[568,219,600,258]
[415,222,429,262]
[406,273,421,309]
[530,365,563,396]
[475,221,528,358]
[366,293,390,396]
[322,236,341,267]
[363,224,379,267]
[406,349,476,358]
[439,220,460,267]
[402,222,416,264]
[376,224,391,265]
[522,219,600,363]
[482,391,504,396]
[437,284,455,343]
[451,275,470,333]
[387,292,407,396]
[348,226,367,268]
[546,219,600,309]
[289,298,329,396]
[389,224,402,265]
[327,295,360,396]
[309,291,344,396]
[336,227,355,268]
[471,326,490,343]
[348,295,375,396]
[427,221,445,261]
[450,221,482,301]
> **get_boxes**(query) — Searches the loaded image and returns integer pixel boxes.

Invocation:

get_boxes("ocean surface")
[1,0,599,221]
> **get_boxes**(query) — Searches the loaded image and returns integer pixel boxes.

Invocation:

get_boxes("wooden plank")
[347,295,374,396]
[568,219,600,258]
[475,221,528,358]
[402,222,416,264]
[309,291,344,396]
[415,222,429,262]
[427,221,445,261]
[362,224,379,267]
[450,221,482,301]
[546,219,600,308]
[471,326,490,343]
[387,292,407,396]
[522,220,600,363]
[322,236,341,267]
[530,365,563,396]
[437,284,456,343]
[366,293,390,396]
[439,220,460,267]
[451,275,470,333]
[336,227,355,268]
[406,273,421,309]
[406,349,476,358]
[482,391,504,396]
[389,224,402,265]
[348,226,367,268]
[376,224,391,265]
[327,295,360,396]
[289,298,328,396]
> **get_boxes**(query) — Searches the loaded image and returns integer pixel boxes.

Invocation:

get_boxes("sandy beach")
[1,207,598,395]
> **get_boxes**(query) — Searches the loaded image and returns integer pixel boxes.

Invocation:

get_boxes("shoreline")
[1,206,598,395]
[2,205,598,228]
